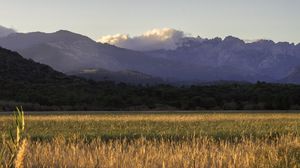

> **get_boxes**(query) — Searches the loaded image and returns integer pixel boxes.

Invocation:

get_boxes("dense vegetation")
[1,47,300,111]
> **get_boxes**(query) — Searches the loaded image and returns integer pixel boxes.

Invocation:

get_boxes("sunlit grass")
[0,112,299,167]
[21,135,300,167]
[0,113,299,141]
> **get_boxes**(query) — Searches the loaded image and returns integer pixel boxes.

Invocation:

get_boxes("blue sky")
[0,0,299,43]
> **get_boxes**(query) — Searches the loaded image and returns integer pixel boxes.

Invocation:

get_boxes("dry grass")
[15,139,28,168]
[1,112,300,167]
[1,113,300,122]
[23,135,300,168]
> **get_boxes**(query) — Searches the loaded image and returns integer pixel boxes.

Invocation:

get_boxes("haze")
[0,0,299,43]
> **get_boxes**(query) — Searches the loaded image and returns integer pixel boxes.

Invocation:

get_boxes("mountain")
[0,25,16,38]
[0,30,218,82]
[0,46,85,107]
[2,46,300,111]
[146,36,300,81]
[0,30,123,72]
[1,30,300,84]
[280,66,300,84]
[69,68,165,85]
[0,46,69,82]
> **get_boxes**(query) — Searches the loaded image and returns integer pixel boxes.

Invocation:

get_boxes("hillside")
[0,47,91,109]
[0,47,69,82]
[69,68,165,85]
[147,37,300,82]
[1,30,300,83]
[280,66,300,84]
[0,30,214,82]
[2,47,300,111]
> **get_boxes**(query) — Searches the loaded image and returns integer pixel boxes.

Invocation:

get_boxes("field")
[0,112,300,167]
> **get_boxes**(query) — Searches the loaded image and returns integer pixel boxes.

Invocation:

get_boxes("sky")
[0,0,299,43]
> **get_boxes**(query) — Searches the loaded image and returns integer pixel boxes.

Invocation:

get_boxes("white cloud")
[99,34,129,44]
[97,28,185,51]
[0,25,16,38]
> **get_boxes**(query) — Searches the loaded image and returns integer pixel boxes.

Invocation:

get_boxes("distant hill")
[1,30,300,84]
[0,46,69,82]
[69,68,165,85]
[146,37,300,82]
[0,25,16,38]
[2,46,300,111]
[0,30,214,82]
[280,66,300,84]
[0,46,91,109]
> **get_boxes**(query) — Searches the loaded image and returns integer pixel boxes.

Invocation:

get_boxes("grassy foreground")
[0,112,300,167]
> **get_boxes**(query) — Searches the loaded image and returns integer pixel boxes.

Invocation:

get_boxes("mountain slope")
[280,66,300,84]
[1,30,300,83]
[69,68,165,85]
[0,46,69,82]
[2,46,300,111]
[0,46,87,107]
[0,30,120,72]
[0,30,230,82]
[146,37,300,81]
[0,30,183,74]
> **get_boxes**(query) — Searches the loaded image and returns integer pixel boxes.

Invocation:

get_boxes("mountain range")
[2,46,300,111]
[0,30,300,84]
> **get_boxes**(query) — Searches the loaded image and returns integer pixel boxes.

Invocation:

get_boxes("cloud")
[98,28,185,51]
[0,25,16,38]
[100,34,130,45]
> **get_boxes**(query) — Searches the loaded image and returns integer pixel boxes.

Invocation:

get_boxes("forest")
[1,80,299,111]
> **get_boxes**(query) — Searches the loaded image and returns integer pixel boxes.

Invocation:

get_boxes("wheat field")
[1,112,300,167]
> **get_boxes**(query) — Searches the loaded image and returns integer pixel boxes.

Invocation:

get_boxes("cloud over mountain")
[98,28,185,51]
[0,25,16,37]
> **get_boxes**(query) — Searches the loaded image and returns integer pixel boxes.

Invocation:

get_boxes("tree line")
[1,80,300,111]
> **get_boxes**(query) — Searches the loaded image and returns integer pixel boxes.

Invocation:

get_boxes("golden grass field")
[1,112,300,167]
